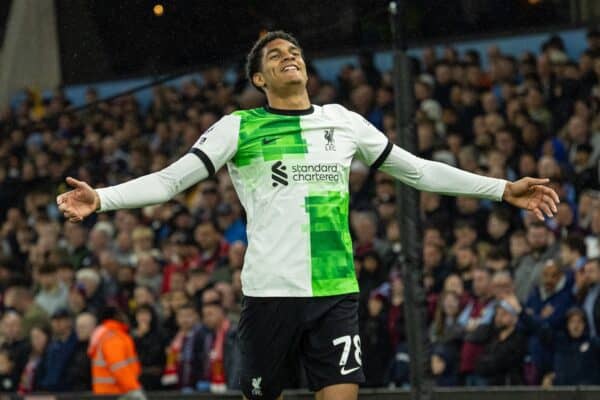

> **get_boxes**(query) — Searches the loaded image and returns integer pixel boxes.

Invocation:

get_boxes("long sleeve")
[96,153,210,212]
[97,114,240,212]
[379,145,507,201]
[349,107,507,201]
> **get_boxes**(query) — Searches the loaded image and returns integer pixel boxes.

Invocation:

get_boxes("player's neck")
[266,90,311,111]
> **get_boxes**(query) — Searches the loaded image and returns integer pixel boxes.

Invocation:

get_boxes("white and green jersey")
[191,104,392,297]
[98,103,506,298]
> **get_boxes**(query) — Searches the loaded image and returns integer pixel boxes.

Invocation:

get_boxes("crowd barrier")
[14,387,600,400]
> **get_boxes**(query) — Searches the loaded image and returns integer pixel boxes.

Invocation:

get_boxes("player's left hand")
[502,177,559,221]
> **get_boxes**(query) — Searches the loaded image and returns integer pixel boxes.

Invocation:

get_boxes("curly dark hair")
[245,30,302,92]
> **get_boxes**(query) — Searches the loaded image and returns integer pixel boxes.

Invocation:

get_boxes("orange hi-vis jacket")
[88,319,142,395]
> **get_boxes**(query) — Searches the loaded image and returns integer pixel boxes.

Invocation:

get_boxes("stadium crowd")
[1,29,600,393]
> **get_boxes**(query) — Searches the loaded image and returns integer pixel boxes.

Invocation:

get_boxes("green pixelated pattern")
[304,191,358,296]
[232,108,308,167]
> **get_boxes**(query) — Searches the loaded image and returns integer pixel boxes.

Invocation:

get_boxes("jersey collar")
[264,104,314,116]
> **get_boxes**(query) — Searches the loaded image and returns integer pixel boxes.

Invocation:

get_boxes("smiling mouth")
[281,65,299,72]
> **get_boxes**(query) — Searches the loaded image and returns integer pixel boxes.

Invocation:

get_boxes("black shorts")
[238,293,364,400]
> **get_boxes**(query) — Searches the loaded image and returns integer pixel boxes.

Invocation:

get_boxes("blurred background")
[1,0,600,399]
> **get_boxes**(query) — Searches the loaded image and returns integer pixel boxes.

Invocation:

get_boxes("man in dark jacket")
[474,300,527,385]
[64,312,96,391]
[36,308,78,391]
[516,300,600,386]
[577,258,600,338]
[523,260,574,382]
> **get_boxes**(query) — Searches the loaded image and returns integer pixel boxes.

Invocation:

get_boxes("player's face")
[255,38,307,92]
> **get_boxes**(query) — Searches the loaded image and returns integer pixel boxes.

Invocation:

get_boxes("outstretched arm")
[378,144,559,221]
[57,114,240,223]
[350,108,559,221]
[57,153,210,222]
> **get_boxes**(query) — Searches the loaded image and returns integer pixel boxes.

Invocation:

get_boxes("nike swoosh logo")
[340,366,360,375]
[262,137,280,145]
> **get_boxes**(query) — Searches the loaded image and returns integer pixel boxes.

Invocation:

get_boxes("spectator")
[3,285,49,336]
[133,285,157,311]
[64,312,96,391]
[523,260,574,384]
[509,230,530,271]
[386,270,407,353]
[215,203,247,245]
[213,281,240,323]
[457,267,495,385]
[131,226,156,255]
[135,253,163,295]
[75,267,106,314]
[451,219,480,259]
[454,198,489,239]
[571,143,600,195]
[162,303,206,391]
[430,290,464,355]
[63,223,92,269]
[0,311,29,388]
[67,283,89,316]
[451,245,479,293]
[356,251,387,320]
[433,61,453,107]
[162,290,190,338]
[473,300,526,385]
[587,207,600,258]
[550,308,600,385]
[440,274,471,310]
[18,324,51,394]
[484,209,512,255]
[577,258,600,337]
[550,202,582,239]
[191,220,229,274]
[360,291,392,387]
[132,304,166,391]
[514,222,560,302]
[485,248,511,273]
[212,241,245,283]
[36,309,78,391]
[559,234,588,273]
[519,301,600,386]
[352,211,390,260]
[89,306,145,398]
[201,297,240,391]
[491,270,515,301]
[34,264,69,316]
[423,242,451,293]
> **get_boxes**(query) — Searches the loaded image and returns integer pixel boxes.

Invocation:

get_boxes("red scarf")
[17,356,41,394]
[162,331,184,387]
[209,319,230,386]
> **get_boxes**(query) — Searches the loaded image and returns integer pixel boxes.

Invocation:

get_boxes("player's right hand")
[56,177,100,223]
